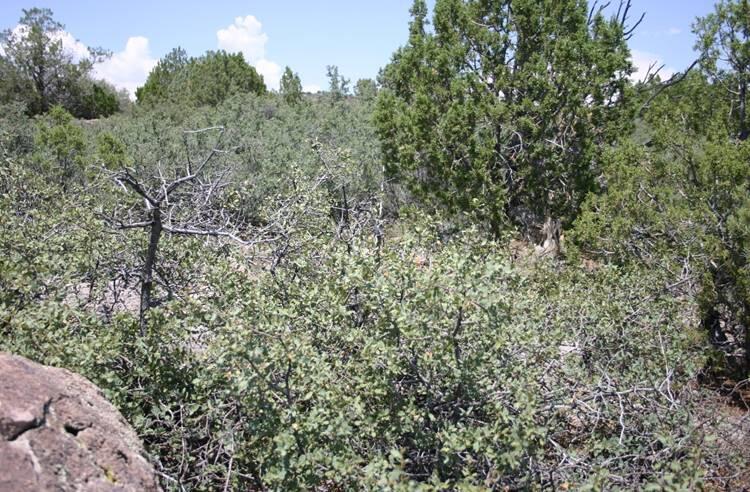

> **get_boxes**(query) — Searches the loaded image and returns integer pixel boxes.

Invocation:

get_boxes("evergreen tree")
[136,49,265,107]
[35,105,86,187]
[189,51,266,106]
[326,65,350,102]
[375,0,636,241]
[0,8,114,117]
[574,68,750,374]
[354,78,378,102]
[135,47,189,105]
[280,66,303,105]
[694,0,750,140]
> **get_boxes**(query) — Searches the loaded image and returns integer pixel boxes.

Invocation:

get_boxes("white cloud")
[1,23,155,100]
[630,50,675,82]
[217,16,267,61]
[667,27,681,35]
[255,58,282,91]
[55,30,90,62]
[216,15,282,90]
[0,25,26,57]
[0,25,89,62]
[303,84,321,94]
[93,37,157,99]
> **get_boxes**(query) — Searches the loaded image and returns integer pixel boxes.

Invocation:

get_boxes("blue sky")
[0,1,719,96]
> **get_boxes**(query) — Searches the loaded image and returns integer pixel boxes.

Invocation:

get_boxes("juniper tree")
[280,66,303,105]
[694,0,750,140]
[136,49,266,107]
[375,0,638,245]
[0,8,113,116]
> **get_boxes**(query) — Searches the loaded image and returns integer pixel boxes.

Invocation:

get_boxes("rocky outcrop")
[0,353,160,491]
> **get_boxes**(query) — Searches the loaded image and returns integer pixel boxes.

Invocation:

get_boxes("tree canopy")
[694,0,750,139]
[280,66,303,105]
[136,48,266,107]
[375,0,635,240]
[0,8,119,118]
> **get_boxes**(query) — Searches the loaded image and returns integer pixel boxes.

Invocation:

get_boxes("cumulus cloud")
[1,23,156,99]
[0,25,89,61]
[0,25,27,57]
[55,30,90,62]
[217,16,267,61]
[254,58,282,90]
[93,37,157,99]
[630,50,675,82]
[216,15,282,90]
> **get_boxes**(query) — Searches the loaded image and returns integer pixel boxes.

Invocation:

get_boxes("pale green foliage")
[98,90,384,221]
[0,101,34,155]
[0,153,713,488]
[35,105,86,186]
[188,220,705,489]
[0,116,722,487]
[0,3,747,491]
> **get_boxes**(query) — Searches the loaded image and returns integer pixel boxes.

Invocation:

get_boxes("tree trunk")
[540,216,562,256]
[739,77,748,141]
[139,208,162,336]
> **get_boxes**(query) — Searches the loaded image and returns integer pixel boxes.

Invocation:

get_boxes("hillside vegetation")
[1,2,749,490]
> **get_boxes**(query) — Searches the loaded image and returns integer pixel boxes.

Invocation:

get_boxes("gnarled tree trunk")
[139,207,162,336]
[540,215,562,256]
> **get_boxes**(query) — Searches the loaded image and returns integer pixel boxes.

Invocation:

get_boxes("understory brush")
[1,159,741,488]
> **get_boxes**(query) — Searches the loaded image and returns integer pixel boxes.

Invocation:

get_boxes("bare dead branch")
[639,59,701,115]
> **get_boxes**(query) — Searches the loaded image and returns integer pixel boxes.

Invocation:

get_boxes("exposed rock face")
[0,353,160,491]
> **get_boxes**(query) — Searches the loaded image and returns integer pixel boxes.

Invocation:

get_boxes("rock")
[0,353,161,491]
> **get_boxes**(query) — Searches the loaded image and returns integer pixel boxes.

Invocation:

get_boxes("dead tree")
[103,126,251,335]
